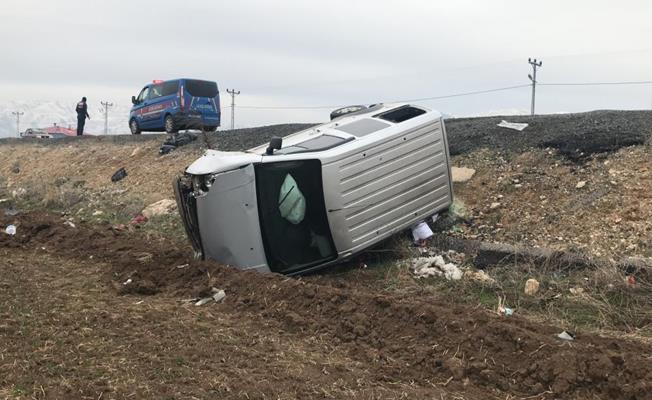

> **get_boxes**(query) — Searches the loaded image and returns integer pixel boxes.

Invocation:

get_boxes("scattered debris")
[111,167,128,182]
[449,199,468,218]
[212,288,226,303]
[569,287,585,295]
[465,270,497,285]
[500,307,514,316]
[195,297,213,306]
[159,132,198,155]
[92,210,104,216]
[451,166,476,183]
[411,256,463,280]
[159,144,176,155]
[575,181,587,189]
[142,199,177,219]
[123,278,133,286]
[411,221,434,245]
[176,264,189,269]
[626,275,637,287]
[135,252,154,264]
[5,225,16,236]
[130,147,141,157]
[11,162,20,174]
[524,278,540,296]
[497,296,514,316]
[129,214,148,226]
[497,120,528,131]
[11,188,26,198]
[490,202,501,210]
[4,207,20,216]
[557,331,575,341]
[63,220,76,228]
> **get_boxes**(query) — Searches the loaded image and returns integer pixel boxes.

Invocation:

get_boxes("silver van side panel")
[322,119,452,255]
[195,164,270,272]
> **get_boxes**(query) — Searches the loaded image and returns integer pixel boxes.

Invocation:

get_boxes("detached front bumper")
[173,175,204,259]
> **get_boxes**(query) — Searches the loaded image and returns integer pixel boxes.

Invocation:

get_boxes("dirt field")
[1,212,650,399]
[1,111,651,399]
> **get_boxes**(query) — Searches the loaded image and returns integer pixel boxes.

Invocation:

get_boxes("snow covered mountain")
[0,100,131,137]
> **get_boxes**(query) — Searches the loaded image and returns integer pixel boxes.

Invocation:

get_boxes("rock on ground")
[142,199,177,219]
[451,167,476,183]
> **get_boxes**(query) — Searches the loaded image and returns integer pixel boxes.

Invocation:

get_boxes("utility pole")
[226,89,240,130]
[11,111,24,137]
[100,101,113,135]
[528,58,543,116]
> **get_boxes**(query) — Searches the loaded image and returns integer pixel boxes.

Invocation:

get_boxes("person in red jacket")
[75,97,90,136]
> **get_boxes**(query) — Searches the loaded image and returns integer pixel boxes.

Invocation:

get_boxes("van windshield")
[255,160,336,274]
[186,80,218,97]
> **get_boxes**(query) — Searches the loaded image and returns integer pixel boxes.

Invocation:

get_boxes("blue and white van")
[129,79,221,134]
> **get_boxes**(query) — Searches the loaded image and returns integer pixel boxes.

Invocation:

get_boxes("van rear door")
[183,80,220,128]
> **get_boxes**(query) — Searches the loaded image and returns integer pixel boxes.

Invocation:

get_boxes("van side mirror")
[266,137,282,155]
[131,96,137,105]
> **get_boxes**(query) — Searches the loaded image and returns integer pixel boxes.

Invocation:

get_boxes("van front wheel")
[165,115,178,133]
[130,119,141,135]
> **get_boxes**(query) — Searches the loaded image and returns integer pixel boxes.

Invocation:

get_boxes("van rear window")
[186,80,218,98]
[374,105,426,123]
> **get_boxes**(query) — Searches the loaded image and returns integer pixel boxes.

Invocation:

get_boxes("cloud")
[1,0,652,127]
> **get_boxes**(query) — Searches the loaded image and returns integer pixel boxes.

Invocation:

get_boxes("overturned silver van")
[174,103,453,275]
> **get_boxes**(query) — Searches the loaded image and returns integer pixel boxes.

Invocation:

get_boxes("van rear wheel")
[165,115,178,133]
[130,119,141,135]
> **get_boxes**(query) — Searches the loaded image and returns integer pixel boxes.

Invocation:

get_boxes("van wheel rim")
[130,121,138,134]
[165,117,173,132]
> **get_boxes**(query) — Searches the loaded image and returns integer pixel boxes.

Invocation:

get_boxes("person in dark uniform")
[75,97,90,136]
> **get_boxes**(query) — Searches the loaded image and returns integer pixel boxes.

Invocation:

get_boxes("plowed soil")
[2,110,652,399]
[1,212,650,399]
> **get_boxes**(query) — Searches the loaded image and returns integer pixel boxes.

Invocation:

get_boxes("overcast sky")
[2,0,652,127]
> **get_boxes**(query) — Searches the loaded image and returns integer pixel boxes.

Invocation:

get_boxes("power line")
[232,78,652,112]
[226,89,240,130]
[396,84,531,103]
[11,111,24,137]
[539,80,652,86]
[100,101,113,135]
[236,84,531,110]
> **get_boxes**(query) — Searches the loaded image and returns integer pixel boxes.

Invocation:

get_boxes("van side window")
[374,105,426,123]
[149,83,164,100]
[136,87,150,103]
[162,80,179,96]
[275,135,354,155]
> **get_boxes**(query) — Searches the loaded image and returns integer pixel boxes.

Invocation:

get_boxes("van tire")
[165,115,178,133]
[204,126,217,132]
[129,119,141,135]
